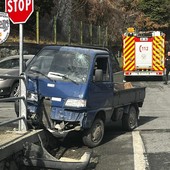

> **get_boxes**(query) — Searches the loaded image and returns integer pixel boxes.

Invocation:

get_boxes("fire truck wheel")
[122,106,138,131]
[82,118,104,148]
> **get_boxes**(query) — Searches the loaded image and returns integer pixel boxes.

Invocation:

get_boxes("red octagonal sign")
[5,0,34,24]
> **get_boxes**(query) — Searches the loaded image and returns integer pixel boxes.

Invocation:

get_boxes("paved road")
[56,80,170,170]
[136,80,170,170]
[93,80,170,170]
[0,102,17,131]
[1,80,170,170]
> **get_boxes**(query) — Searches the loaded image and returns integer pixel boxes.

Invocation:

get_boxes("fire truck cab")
[122,28,165,78]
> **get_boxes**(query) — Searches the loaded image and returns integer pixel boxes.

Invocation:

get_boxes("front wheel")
[122,106,138,131]
[82,118,104,148]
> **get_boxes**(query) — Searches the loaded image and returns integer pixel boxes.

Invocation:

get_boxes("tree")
[0,2,5,12]
[26,0,54,33]
[80,0,142,44]
[139,0,170,29]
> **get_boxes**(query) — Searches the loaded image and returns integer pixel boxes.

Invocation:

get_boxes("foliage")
[74,0,143,43]
[138,0,170,29]
[0,2,5,12]
[2,0,170,44]
[34,0,54,16]
[0,1,54,16]
[74,0,170,43]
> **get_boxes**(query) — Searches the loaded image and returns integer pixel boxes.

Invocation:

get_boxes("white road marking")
[132,131,149,170]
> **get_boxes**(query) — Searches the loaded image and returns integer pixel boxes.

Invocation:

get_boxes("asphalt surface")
[1,79,170,170]
[136,79,170,170]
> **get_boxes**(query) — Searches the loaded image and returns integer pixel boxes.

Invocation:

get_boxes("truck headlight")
[27,92,38,102]
[65,99,86,108]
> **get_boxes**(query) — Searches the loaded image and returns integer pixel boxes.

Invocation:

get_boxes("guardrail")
[0,73,27,131]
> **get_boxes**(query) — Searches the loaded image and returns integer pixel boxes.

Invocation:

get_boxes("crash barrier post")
[0,73,27,131]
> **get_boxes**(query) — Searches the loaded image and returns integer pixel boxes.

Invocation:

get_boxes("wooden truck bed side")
[113,82,146,108]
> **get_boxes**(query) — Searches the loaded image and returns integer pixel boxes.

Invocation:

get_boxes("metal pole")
[105,26,108,47]
[68,20,71,44]
[98,25,101,46]
[80,21,83,45]
[19,24,27,131]
[36,11,39,44]
[90,23,93,45]
[53,15,57,44]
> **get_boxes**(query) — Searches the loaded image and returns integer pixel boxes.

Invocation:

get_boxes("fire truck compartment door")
[135,41,152,69]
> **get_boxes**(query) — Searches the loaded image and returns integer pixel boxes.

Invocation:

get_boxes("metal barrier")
[0,73,27,131]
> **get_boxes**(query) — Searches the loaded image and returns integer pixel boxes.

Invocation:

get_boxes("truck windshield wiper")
[29,69,55,82]
[48,72,78,85]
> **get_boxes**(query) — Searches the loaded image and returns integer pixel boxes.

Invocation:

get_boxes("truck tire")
[82,118,104,148]
[122,106,138,131]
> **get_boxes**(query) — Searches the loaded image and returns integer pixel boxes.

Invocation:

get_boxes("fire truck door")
[135,39,152,69]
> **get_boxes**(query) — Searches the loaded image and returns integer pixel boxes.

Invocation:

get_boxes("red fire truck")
[122,28,165,78]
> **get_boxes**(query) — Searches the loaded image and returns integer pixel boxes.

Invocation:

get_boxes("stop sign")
[5,0,34,24]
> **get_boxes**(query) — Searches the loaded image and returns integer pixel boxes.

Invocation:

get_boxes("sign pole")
[5,0,34,131]
[19,24,23,75]
[19,23,27,131]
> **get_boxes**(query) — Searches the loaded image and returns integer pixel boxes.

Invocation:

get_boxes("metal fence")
[8,11,109,46]
[0,74,27,131]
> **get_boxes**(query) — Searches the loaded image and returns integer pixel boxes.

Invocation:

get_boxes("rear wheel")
[82,118,104,148]
[122,106,138,131]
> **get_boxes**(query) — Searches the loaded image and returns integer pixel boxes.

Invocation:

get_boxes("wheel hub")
[92,124,102,142]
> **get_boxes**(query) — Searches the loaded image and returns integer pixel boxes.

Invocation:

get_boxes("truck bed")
[113,82,146,108]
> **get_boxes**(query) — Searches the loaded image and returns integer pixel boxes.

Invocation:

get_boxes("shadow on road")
[139,116,158,126]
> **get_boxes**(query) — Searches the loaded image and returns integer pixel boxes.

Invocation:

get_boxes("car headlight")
[65,99,86,108]
[0,78,4,81]
[27,92,38,102]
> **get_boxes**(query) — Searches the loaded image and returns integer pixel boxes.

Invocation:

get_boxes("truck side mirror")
[95,69,103,82]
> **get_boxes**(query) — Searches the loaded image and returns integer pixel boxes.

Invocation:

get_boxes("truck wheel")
[122,106,138,131]
[82,118,104,148]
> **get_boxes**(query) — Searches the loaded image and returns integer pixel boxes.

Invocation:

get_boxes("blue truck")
[19,45,145,148]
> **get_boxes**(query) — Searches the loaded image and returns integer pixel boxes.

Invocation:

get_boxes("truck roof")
[42,45,110,56]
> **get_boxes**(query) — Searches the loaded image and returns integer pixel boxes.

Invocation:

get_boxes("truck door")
[135,37,153,69]
[88,55,114,120]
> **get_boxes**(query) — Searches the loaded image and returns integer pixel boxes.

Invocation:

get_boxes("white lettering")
[7,0,32,12]
[18,0,24,11]
[13,0,18,12]
[26,0,31,11]
[7,0,13,12]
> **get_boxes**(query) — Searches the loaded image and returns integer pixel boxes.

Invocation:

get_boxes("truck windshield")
[26,49,91,83]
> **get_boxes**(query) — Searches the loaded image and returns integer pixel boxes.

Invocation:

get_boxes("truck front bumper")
[26,102,97,133]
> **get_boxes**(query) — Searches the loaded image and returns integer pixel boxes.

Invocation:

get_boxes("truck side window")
[94,57,110,81]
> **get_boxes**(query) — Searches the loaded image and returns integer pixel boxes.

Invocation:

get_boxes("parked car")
[0,55,34,97]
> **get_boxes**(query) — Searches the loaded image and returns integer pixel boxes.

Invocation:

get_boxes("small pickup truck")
[19,45,146,148]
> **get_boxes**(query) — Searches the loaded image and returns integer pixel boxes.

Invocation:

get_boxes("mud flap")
[21,142,91,170]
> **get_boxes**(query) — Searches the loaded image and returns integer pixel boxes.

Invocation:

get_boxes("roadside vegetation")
[0,0,170,46]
